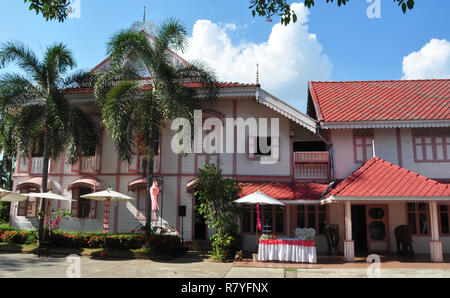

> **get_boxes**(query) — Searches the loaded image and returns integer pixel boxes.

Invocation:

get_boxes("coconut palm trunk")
[145,157,154,229]
[37,128,50,242]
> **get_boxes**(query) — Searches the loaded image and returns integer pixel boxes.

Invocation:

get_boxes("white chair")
[295,228,316,240]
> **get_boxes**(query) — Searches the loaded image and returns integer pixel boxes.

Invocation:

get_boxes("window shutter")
[26,198,37,218]
[89,200,97,219]
[17,201,27,216]
[71,188,78,217]
[248,136,256,160]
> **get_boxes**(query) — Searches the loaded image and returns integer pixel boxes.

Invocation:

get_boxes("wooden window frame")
[296,204,328,235]
[412,128,450,162]
[406,202,430,236]
[71,187,97,219]
[353,129,374,163]
[240,205,286,235]
[16,187,39,218]
[136,187,147,221]
[438,203,450,235]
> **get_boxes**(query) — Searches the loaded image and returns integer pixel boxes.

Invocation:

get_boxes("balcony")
[294,151,330,180]
[80,156,97,173]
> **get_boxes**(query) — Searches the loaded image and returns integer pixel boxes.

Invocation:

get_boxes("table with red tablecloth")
[258,238,317,263]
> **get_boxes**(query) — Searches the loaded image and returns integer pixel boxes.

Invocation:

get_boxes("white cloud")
[183,3,332,112]
[402,39,450,80]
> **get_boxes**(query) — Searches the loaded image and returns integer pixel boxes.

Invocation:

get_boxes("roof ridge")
[310,78,450,84]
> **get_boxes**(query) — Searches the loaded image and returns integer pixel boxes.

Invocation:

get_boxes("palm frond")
[0,41,44,86]
[94,62,140,107]
[155,18,189,54]
[102,80,140,162]
[106,30,155,73]
[65,107,99,164]
[44,43,77,90]
[61,69,97,89]
[0,73,42,113]
[11,104,45,156]
[175,60,219,103]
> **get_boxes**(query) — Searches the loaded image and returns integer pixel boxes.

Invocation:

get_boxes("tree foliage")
[250,0,415,25]
[0,41,99,240]
[24,0,70,22]
[194,164,242,260]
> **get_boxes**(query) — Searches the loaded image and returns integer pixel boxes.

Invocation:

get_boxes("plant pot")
[252,253,258,262]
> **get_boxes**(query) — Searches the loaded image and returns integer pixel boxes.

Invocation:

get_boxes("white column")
[429,201,443,262]
[344,201,355,262]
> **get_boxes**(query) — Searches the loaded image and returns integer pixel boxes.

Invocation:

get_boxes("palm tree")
[0,41,99,241]
[94,19,219,230]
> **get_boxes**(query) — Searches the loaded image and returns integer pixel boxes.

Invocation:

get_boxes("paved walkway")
[1,252,450,278]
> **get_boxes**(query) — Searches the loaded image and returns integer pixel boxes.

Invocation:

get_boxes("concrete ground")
[1,252,450,278]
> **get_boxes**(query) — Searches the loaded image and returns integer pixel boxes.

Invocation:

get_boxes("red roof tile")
[239,182,327,201]
[329,157,450,198]
[309,79,450,122]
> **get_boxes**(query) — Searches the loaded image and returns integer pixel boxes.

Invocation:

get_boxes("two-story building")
[8,31,450,262]
[307,79,450,261]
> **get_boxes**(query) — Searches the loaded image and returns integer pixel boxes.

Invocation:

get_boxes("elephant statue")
[394,224,415,257]
[324,223,340,255]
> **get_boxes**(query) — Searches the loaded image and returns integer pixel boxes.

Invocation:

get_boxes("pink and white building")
[8,33,450,261]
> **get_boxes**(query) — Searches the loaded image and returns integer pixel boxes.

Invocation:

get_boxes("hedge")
[0,228,188,254]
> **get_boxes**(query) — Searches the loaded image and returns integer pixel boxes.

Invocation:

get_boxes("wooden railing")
[294,151,330,163]
[80,156,96,173]
[293,151,329,180]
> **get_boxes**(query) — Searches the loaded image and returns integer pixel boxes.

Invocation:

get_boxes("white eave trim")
[321,120,450,129]
[321,195,450,204]
[257,88,317,133]
[280,200,321,205]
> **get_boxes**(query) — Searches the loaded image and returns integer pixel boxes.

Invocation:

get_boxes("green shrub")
[0,229,37,244]
[145,234,188,255]
[210,231,242,261]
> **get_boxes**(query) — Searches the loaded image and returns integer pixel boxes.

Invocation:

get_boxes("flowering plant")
[44,209,73,236]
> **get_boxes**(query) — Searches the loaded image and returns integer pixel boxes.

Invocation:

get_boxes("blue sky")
[0,0,449,111]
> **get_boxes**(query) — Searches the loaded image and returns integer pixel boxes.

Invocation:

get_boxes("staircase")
[187,240,211,256]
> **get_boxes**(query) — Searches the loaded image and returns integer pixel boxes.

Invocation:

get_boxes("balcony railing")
[80,156,96,173]
[294,151,329,163]
[293,151,329,180]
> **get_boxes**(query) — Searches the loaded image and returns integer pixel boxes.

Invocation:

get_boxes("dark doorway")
[194,194,207,240]
[351,205,367,254]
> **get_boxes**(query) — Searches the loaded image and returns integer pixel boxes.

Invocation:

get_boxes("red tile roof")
[239,182,328,201]
[329,157,450,198]
[63,82,258,95]
[309,79,450,122]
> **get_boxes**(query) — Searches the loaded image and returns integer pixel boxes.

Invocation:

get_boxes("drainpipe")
[315,126,335,182]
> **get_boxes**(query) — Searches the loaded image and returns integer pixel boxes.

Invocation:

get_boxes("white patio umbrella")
[22,192,70,201]
[0,188,27,201]
[234,190,285,206]
[233,190,284,247]
[80,188,135,233]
